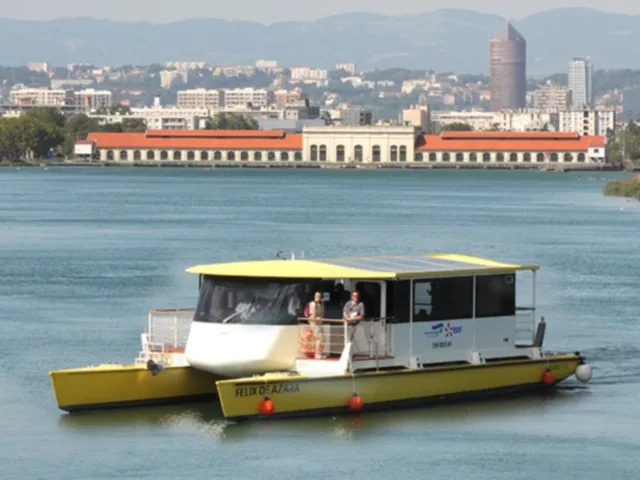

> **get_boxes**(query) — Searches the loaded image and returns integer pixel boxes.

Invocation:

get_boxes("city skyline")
[1,3,640,23]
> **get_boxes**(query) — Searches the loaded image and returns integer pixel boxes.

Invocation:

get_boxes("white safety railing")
[515,308,536,346]
[297,317,392,360]
[137,309,194,363]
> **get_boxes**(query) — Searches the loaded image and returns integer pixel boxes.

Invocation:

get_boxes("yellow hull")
[217,353,583,421]
[50,364,220,412]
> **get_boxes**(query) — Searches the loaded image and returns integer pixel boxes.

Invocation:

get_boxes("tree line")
[0,107,146,160]
[0,108,260,161]
[606,122,640,169]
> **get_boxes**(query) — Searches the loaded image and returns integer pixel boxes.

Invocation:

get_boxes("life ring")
[300,327,315,357]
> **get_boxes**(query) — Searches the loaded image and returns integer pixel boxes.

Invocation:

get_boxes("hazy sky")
[1,1,639,23]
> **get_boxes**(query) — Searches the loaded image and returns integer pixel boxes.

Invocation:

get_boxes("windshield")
[194,276,322,325]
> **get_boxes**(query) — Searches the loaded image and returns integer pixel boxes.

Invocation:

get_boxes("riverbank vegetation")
[0,107,145,160]
[603,175,640,200]
[606,122,640,169]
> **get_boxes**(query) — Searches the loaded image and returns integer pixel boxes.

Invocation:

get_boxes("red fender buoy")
[259,396,274,416]
[301,328,314,358]
[542,369,555,385]
[348,393,363,411]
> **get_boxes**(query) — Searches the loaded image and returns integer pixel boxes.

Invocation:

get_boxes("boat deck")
[297,354,394,362]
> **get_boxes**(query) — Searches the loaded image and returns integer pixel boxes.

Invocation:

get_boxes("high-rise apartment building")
[177,89,223,109]
[489,23,526,111]
[73,88,113,111]
[558,108,614,136]
[533,85,572,111]
[568,57,593,107]
[10,87,73,106]
[223,88,270,108]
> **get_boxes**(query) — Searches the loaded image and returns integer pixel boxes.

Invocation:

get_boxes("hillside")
[1,8,639,73]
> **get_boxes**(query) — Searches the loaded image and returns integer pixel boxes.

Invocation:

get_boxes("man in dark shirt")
[343,290,365,342]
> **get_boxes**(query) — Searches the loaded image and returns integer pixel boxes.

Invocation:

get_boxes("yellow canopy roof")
[186,253,538,279]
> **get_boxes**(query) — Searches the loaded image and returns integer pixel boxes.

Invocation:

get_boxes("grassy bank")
[603,175,640,200]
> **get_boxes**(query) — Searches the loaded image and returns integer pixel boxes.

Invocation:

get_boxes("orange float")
[259,397,274,416]
[348,393,363,411]
[542,369,555,385]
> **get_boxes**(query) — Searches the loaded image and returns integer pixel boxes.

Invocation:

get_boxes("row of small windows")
[309,146,588,163]
[413,152,587,163]
[101,149,588,163]
[102,150,302,161]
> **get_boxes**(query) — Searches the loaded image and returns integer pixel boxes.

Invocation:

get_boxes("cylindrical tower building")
[490,23,526,111]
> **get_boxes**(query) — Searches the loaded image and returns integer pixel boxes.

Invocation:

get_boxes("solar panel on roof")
[319,255,477,274]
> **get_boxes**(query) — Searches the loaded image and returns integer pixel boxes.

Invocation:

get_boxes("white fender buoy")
[575,364,593,383]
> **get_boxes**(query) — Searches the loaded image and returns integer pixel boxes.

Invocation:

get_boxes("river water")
[1,167,639,479]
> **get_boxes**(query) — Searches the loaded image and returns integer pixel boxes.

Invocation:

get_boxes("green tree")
[441,122,473,131]
[95,104,132,115]
[23,107,67,129]
[0,116,62,159]
[204,113,259,130]
[121,118,146,132]
[62,114,101,156]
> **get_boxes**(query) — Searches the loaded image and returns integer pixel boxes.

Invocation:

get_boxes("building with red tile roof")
[78,127,606,166]
[85,129,302,162]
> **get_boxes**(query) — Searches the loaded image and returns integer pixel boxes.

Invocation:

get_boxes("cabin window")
[387,280,411,323]
[354,282,381,318]
[475,274,516,318]
[194,276,323,326]
[413,277,473,321]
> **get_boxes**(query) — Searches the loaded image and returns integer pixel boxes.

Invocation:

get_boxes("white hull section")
[185,323,299,377]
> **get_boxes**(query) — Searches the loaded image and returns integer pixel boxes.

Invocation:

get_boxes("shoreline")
[0,160,624,172]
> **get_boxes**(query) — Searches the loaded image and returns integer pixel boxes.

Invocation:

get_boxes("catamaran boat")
[49,309,220,412]
[184,253,593,421]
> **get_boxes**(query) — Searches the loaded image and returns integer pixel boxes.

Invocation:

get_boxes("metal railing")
[297,317,392,359]
[137,309,194,363]
[515,307,536,346]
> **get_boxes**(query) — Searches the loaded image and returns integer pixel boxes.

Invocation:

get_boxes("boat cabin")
[184,254,542,377]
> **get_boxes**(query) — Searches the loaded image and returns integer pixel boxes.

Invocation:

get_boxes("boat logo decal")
[444,323,462,337]
[425,322,462,338]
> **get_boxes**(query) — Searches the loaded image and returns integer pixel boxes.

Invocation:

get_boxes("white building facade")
[73,89,113,111]
[558,109,615,136]
[223,88,270,108]
[177,89,223,109]
[10,87,73,106]
[302,125,419,163]
[533,85,572,111]
[290,67,328,82]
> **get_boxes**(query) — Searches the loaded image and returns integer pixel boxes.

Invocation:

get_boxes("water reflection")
[57,387,589,441]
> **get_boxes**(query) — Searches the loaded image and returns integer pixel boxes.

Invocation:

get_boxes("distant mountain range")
[1,8,639,74]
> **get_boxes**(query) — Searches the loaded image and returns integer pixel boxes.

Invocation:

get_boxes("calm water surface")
[1,168,639,479]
